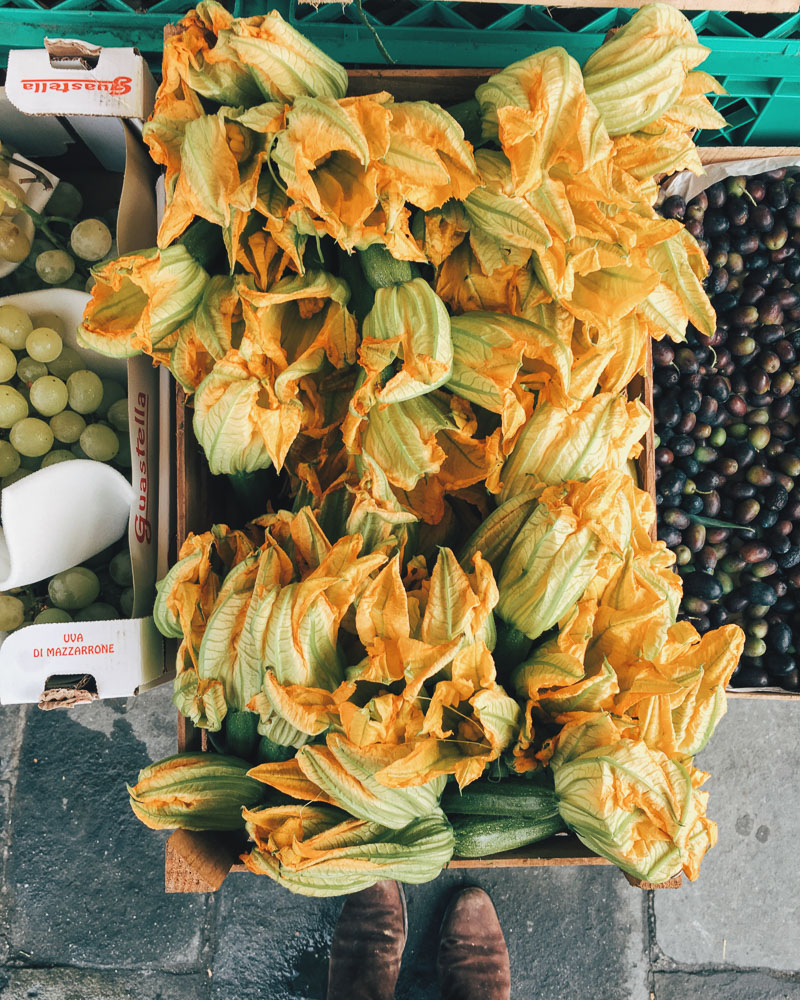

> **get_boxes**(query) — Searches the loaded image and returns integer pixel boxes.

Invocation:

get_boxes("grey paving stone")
[5,686,207,971]
[0,705,28,782]
[654,970,800,1000]
[654,700,800,972]
[211,864,649,1000]
[0,967,212,999]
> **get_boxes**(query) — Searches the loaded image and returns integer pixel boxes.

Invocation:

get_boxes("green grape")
[120,587,134,618]
[71,441,89,460]
[0,304,33,350]
[107,398,129,432]
[74,602,118,622]
[0,344,17,383]
[17,356,48,385]
[0,594,25,631]
[46,181,83,219]
[29,375,68,417]
[49,410,86,444]
[66,370,103,414]
[79,423,119,462]
[109,550,133,587]
[0,440,20,477]
[70,218,112,261]
[34,607,73,624]
[1,468,31,488]
[97,379,126,418]
[10,417,54,457]
[114,435,131,468]
[0,385,29,428]
[35,250,75,285]
[47,347,82,381]
[0,177,25,216]
[35,312,64,336]
[48,567,100,611]
[41,449,76,468]
[26,327,62,363]
[0,219,31,263]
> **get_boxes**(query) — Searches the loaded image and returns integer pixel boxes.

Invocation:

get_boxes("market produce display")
[0,145,115,294]
[0,298,133,632]
[654,170,800,691]
[104,3,746,892]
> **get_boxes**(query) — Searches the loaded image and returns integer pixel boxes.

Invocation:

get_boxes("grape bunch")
[0,538,134,632]
[0,302,130,485]
[654,168,800,691]
[0,158,114,293]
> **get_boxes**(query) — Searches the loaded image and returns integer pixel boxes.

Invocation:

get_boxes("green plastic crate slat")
[2,1,800,145]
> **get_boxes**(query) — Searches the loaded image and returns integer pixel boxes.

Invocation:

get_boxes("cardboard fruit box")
[168,67,674,895]
[0,42,172,707]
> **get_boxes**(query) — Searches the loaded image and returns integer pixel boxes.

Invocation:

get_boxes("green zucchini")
[492,620,534,675]
[358,244,419,290]
[442,779,559,820]
[452,814,566,858]
[256,735,296,764]
[224,710,260,759]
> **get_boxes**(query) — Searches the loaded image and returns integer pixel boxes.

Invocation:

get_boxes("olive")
[671,435,695,458]
[674,347,699,373]
[731,441,757,470]
[694,423,712,440]
[708,604,730,627]
[702,490,721,517]
[758,297,784,325]
[656,397,681,427]
[777,288,800,310]
[766,441,786,458]
[754,509,779,530]
[764,222,789,251]
[771,396,793,420]
[756,323,785,345]
[694,446,718,464]
[750,621,770,640]
[682,495,704,516]
[662,195,686,219]
[655,446,674,467]
[660,468,687,496]
[733,666,770,688]
[784,251,800,278]
[736,498,761,523]
[726,592,749,615]
[729,482,756,500]
[677,456,700,477]
[748,426,771,450]
[747,178,767,202]
[733,232,760,256]
[652,340,675,366]
[766,621,793,653]
[716,457,739,477]
[757,349,781,373]
[658,526,683,548]
[745,408,769,426]
[746,464,774,487]
[726,176,747,198]
[776,546,800,570]
[708,528,730,544]
[709,427,727,449]
[744,637,768,658]
[726,393,747,416]
[770,419,794,440]
[774,518,794,536]
[749,393,774,409]
[740,283,765,305]
[704,211,729,236]
[752,559,779,578]
[697,396,718,423]
[685,219,704,240]
[730,335,757,358]
[662,507,690,529]
[695,470,722,492]
[779,454,800,477]
[683,596,711,616]
[767,181,789,209]
[684,522,706,553]
[769,654,797,678]
[675,545,692,566]
[751,204,774,232]
[741,581,778,606]
[677,411,697,434]
[707,182,726,209]
[770,371,795,397]
[655,366,680,389]
[731,305,759,328]
[775,339,796,363]
[697,546,718,572]
[708,248,728,269]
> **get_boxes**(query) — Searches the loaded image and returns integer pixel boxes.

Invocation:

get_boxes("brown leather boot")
[437,887,511,1000]
[326,880,407,1000]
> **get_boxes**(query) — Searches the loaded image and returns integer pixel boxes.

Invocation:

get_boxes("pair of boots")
[327,882,511,1000]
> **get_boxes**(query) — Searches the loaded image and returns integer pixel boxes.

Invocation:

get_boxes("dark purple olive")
[709,268,729,294]
[674,347,699,373]
[777,288,799,309]
[662,507,690,529]
[658,526,683,548]
[685,218,704,240]
[655,365,680,389]
[708,247,728,269]
[733,666,770,688]
[764,484,789,511]
[785,203,800,229]
[766,441,786,458]
[758,297,784,325]
[717,457,739,477]
[756,324,785,345]
[702,490,721,517]
[705,182,725,209]
[731,305,759,328]
[747,177,767,202]
[708,528,730,545]
[652,340,675,366]
[726,252,744,275]
[771,419,794,440]
[730,482,756,500]
[697,396,718,423]
[656,397,681,427]
[684,525,706,559]
[677,412,697,434]
[697,546,718,573]
[733,232,759,255]
[775,339,796,362]
[751,204,774,232]
[662,195,686,219]
[694,422,712,440]
[767,181,789,209]
[784,252,800,279]
[726,393,747,417]
[740,283,765,305]
[671,434,695,458]
[655,446,674,467]
[779,454,800,476]
[757,350,781,374]
[748,369,771,395]
[775,517,794,534]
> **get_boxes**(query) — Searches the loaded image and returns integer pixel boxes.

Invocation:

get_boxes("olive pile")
[654,168,800,691]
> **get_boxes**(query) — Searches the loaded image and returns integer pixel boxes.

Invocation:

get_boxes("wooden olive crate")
[165,67,678,893]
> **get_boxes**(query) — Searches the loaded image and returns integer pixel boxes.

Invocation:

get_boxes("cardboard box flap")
[5,43,156,120]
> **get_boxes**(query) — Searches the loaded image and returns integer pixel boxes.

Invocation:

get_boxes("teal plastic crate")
[1,2,800,145]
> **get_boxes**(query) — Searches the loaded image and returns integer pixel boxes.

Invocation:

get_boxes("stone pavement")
[0,687,797,1000]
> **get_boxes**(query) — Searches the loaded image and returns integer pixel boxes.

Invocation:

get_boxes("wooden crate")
[163,65,700,895]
